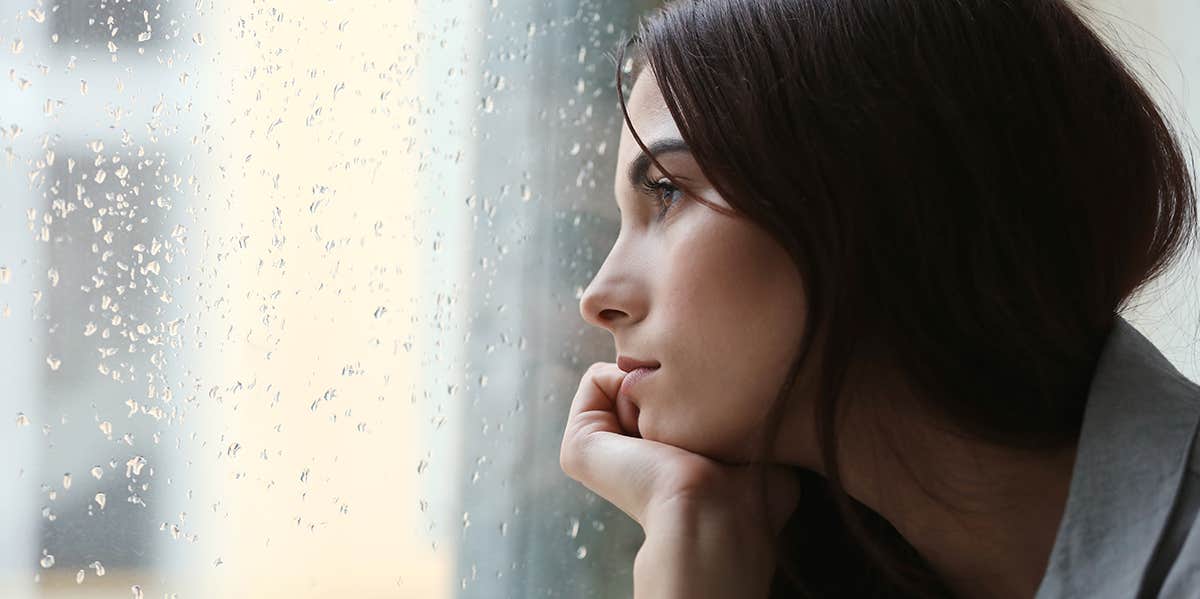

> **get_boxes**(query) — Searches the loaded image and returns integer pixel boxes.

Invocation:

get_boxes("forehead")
[617,70,684,166]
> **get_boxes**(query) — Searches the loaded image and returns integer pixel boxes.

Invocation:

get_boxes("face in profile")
[578,68,810,464]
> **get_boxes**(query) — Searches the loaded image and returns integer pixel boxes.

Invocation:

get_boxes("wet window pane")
[2,1,1196,598]
[0,0,659,596]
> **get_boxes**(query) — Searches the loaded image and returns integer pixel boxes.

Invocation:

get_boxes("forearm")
[633,499,777,599]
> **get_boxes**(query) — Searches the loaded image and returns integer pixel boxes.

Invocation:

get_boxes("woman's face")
[578,69,809,463]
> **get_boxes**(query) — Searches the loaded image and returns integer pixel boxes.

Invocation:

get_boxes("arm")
[634,495,778,599]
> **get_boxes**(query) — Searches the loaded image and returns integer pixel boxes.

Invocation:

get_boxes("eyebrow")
[626,138,691,192]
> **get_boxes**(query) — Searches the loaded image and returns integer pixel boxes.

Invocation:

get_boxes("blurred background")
[0,0,1196,597]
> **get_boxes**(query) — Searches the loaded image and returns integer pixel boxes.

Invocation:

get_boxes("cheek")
[645,219,805,457]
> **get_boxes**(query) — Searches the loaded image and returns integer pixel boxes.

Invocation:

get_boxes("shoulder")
[1035,316,1200,598]
[1149,428,1200,597]
[1120,321,1200,597]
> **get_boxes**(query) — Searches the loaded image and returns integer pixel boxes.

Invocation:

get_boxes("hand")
[559,362,801,596]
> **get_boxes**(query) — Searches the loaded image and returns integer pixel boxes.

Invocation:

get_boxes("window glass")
[1,1,652,597]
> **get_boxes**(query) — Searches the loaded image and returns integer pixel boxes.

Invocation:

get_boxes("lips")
[617,356,660,372]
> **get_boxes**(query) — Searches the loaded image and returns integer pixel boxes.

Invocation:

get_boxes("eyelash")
[638,175,686,221]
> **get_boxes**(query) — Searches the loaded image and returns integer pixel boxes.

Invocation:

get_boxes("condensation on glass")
[0,0,658,597]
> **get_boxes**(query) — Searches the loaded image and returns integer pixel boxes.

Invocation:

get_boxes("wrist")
[634,496,778,599]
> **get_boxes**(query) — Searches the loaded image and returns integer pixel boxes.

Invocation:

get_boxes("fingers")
[560,362,667,525]
[566,361,625,424]
[559,363,801,534]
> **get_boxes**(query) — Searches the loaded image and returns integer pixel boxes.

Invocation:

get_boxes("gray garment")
[1034,316,1200,599]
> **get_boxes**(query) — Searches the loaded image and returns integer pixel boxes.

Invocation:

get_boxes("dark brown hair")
[613,0,1197,596]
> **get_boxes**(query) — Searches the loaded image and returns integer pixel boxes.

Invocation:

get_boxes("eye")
[638,176,686,221]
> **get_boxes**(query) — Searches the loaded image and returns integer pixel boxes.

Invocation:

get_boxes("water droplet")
[76,569,85,584]
[94,493,106,509]
[40,553,54,568]
[94,169,107,184]
[28,8,45,23]
[576,546,588,559]
[90,466,103,480]
[569,517,580,538]
[0,266,11,284]
[98,421,112,437]
[15,412,30,427]
[373,306,387,319]
[11,39,24,55]
[62,473,71,490]
[192,33,204,46]
[90,560,106,576]
[125,455,147,477]
[131,584,144,599]
[416,459,429,474]
[499,521,508,536]
[481,95,494,113]
[46,355,61,371]
[299,468,309,483]
[80,80,88,96]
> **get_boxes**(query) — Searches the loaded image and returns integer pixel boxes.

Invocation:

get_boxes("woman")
[560,0,1199,597]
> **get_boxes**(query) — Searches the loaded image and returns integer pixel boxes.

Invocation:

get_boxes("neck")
[777,393,1078,599]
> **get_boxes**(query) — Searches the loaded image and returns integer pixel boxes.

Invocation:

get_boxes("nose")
[579,251,645,332]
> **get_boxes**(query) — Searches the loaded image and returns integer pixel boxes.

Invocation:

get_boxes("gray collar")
[1034,315,1200,598]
